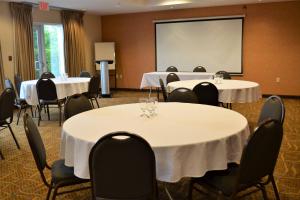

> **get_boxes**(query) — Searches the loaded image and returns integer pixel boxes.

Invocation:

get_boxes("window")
[33,24,65,78]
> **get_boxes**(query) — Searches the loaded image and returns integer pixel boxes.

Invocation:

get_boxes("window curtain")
[0,42,5,91]
[61,10,86,77]
[10,2,35,81]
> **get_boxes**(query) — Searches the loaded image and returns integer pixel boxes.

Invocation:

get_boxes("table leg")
[156,87,160,100]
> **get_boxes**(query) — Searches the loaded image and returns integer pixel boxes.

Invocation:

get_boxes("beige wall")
[102,1,300,96]
[0,1,101,83]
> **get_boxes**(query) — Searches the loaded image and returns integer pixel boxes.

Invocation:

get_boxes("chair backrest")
[80,71,91,78]
[89,132,157,200]
[40,72,55,79]
[166,66,178,72]
[14,74,22,96]
[64,94,93,120]
[167,87,198,104]
[88,76,100,96]
[0,88,15,123]
[237,119,283,186]
[258,95,285,125]
[36,78,58,101]
[23,113,47,172]
[4,78,17,100]
[216,70,231,79]
[193,66,206,72]
[192,82,219,106]
[166,73,180,84]
[159,78,167,102]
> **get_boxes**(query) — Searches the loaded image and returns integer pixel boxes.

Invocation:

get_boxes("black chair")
[166,73,180,85]
[192,82,219,106]
[84,76,100,108]
[41,72,55,79]
[166,66,178,72]
[79,71,91,78]
[216,70,231,79]
[5,78,33,125]
[64,94,93,120]
[23,113,89,200]
[89,131,158,200]
[14,74,22,97]
[189,119,283,200]
[159,78,168,102]
[167,88,198,104]
[193,66,206,72]
[0,88,21,159]
[258,95,285,125]
[36,78,64,126]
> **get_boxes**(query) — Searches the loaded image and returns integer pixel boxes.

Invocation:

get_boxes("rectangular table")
[140,72,214,88]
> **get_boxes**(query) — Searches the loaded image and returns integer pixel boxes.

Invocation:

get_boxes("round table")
[60,103,250,182]
[20,77,90,105]
[167,79,261,103]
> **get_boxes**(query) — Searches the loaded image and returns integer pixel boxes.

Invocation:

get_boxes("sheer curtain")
[0,42,5,91]
[10,2,35,81]
[61,10,86,77]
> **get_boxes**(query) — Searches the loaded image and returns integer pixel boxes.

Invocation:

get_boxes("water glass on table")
[214,74,223,84]
[139,97,158,118]
[148,97,158,117]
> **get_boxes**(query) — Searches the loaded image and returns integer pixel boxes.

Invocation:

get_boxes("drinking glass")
[148,97,158,117]
[139,98,149,118]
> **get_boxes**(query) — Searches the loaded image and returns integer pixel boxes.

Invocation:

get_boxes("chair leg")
[0,149,4,160]
[16,108,22,125]
[188,180,194,200]
[90,99,94,108]
[95,97,100,108]
[47,105,50,120]
[52,186,59,200]
[271,175,280,200]
[38,105,42,126]
[8,124,20,149]
[30,106,34,117]
[58,104,62,126]
[46,184,53,200]
[261,185,268,200]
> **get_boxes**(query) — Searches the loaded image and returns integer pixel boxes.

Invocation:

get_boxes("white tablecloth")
[20,77,90,105]
[167,79,261,103]
[140,72,214,88]
[60,103,250,182]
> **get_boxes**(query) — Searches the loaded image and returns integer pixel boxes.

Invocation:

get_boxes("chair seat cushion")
[51,160,88,185]
[194,165,241,196]
[40,99,64,105]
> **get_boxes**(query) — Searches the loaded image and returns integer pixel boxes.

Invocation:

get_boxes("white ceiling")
[4,0,291,15]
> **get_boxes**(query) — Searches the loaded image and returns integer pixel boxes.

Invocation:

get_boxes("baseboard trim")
[262,94,300,99]
[111,88,152,92]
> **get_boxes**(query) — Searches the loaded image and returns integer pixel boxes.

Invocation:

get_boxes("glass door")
[33,24,65,79]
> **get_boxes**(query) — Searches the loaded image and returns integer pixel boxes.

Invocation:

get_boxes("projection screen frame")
[154,16,244,75]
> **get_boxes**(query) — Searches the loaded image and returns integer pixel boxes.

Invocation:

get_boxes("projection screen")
[155,17,244,74]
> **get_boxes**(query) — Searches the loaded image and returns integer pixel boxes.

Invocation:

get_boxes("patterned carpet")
[0,91,299,200]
